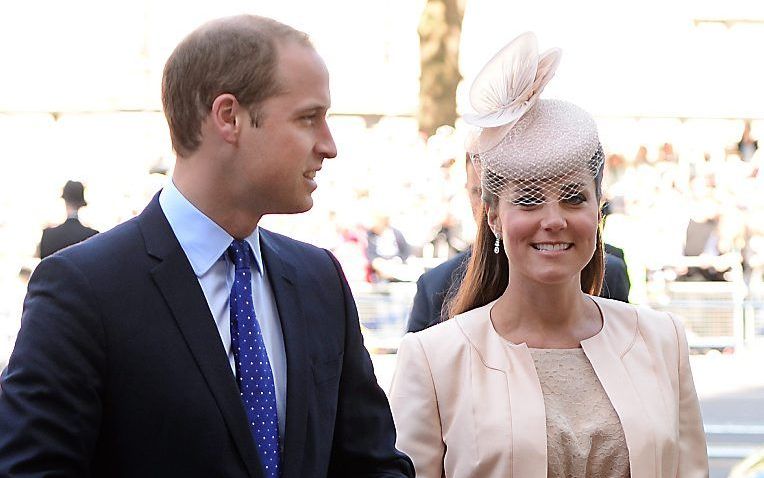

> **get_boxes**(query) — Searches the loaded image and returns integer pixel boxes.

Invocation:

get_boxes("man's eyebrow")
[296,103,330,115]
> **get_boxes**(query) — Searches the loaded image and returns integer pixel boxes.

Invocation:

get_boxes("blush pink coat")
[389,296,709,478]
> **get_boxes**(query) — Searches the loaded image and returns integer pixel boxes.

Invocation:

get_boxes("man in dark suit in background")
[407,154,480,333]
[0,15,412,478]
[407,156,630,333]
[38,180,98,259]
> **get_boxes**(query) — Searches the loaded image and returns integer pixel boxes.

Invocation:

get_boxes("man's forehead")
[275,41,327,79]
[271,42,330,106]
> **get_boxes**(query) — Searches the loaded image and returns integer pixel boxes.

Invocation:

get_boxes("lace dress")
[529,348,631,478]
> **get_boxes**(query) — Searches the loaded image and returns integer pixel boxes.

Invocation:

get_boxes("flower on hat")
[464,32,561,154]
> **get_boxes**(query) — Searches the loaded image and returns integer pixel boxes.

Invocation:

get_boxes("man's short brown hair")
[161,15,311,157]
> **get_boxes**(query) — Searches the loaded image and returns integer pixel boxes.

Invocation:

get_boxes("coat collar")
[454,299,507,371]
[454,295,638,368]
[582,296,654,478]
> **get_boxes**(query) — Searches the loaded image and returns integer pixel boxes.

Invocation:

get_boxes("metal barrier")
[352,282,417,353]
[648,281,746,350]
[743,299,764,345]
[351,277,764,354]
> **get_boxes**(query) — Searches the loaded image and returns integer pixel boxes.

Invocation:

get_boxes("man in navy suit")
[0,15,413,478]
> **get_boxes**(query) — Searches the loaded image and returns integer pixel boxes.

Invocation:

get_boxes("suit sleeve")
[669,313,709,477]
[389,333,445,478]
[324,251,415,478]
[406,276,433,333]
[0,254,106,476]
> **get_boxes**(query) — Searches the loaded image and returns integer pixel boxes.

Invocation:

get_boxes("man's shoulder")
[604,252,627,274]
[42,221,70,236]
[55,217,142,267]
[604,243,625,261]
[260,228,330,261]
[605,251,625,264]
[259,228,340,283]
[63,220,99,239]
[418,249,470,289]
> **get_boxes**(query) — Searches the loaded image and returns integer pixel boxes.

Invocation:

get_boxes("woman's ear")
[487,201,500,237]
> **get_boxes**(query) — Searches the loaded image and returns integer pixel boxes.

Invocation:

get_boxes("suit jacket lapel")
[138,196,263,478]
[259,231,308,478]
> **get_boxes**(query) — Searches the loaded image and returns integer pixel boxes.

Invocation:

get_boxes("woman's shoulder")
[401,316,464,351]
[400,301,494,356]
[594,296,686,350]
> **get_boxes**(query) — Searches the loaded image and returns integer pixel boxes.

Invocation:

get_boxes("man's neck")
[171,171,262,240]
[65,205,79,220]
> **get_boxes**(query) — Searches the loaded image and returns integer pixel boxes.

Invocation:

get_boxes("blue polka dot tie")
[227,240,281,477]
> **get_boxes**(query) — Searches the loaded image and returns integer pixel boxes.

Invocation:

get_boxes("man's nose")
[317,121,337,159]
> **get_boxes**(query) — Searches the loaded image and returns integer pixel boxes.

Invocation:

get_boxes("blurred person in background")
[390,33,707,477]
[603,153,627,190]
[38,180,99,259]
[738,119,758,162]
[366,213,412,282]
[600,201,631,302]
[429,211,468,259]
[407,153,481,332]
[0,15,413,478]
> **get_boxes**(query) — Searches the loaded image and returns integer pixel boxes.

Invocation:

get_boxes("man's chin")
[271,197,314,215]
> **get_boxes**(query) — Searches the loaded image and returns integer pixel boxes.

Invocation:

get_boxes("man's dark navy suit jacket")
[0,196,413,478]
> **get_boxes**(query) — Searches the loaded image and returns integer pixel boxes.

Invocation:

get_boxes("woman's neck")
[491,280,601,348]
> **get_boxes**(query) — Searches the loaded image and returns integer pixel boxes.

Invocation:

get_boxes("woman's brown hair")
[447,149,605,319]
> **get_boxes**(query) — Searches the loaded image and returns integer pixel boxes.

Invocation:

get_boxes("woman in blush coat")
[389,32,708,478]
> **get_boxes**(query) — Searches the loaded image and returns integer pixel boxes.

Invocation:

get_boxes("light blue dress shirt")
[159,181,287,441]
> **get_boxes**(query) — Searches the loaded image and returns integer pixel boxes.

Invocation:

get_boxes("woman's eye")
[563,193,586,205]
[512,195,543,207]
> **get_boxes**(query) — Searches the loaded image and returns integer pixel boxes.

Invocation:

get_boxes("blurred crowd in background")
[1,114,760,359]
[1,0,763,362]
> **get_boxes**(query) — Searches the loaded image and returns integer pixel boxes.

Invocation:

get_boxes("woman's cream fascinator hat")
[464,32,604,206]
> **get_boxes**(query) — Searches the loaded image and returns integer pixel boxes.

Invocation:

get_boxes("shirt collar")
[158,181,263,277]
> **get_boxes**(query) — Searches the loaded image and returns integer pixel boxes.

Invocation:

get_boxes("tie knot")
[227,240,252,271]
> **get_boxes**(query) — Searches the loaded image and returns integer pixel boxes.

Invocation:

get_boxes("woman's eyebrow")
[512,184,543,195]
[559,182,585,195]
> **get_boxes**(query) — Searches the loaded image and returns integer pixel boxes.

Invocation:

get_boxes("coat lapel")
[138,196,263,478]
[456,302,547,478]
[259,231,309,478]
[583,297,656,478]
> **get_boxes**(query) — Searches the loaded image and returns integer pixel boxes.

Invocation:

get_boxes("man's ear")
[210,93,240,144]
